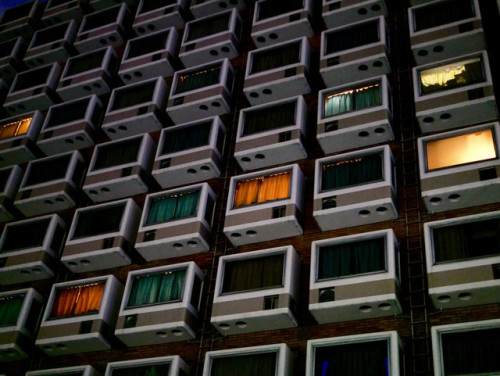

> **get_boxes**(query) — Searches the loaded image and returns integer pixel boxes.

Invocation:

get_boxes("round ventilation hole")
[80,259,90,265]
[378,303,391,310]
[417,50,428,57]
[221,46,230,53]
[173,243,183,249]
[231,233,241,238]
[357,7,367,15]
[187,240,198,247]
[374,127,385,134]
[20,269,30,275]
[109,36,117,42]
[124,74,132,80]
[68,261,77,266]
[219,323,230,330]
[437,295,451,303]
[147,24,155,31]
[358,64,368,71]
[359,305,372,313]
[429,197,442,204]
[172,329,183,336]
[376,207,388,213]
[211,101,221,107]
[209,49,218,56]
[263,88,272,95]
[241,157,251,162]
[255,154,265,159]
[201,165,210,171]
[64,138,74,144]
[199,104,209,111]
[423,117,434,123]
[83,85,91,91]
[246,230,257,236]
[269,33,278,40]
[448,194,460,202]
[249,92,259,98]
[359,210,370,217]
[458,292,472,301]
[156,331,167,338]
[371,4,381,11]
[433,45,444,53]
[358,131,369,137]
[373,61,383,68]
[187,168,197,174]
[236,321,248,328]
[99,38,107,45]
[101,187,110,193]
[439,113,451,120]
[118,125,127,131]
[257,36,266,43]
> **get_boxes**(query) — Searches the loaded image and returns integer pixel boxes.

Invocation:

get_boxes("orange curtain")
[73,284,104,315]
[234,179,260,207]
[258,173,290,203]
[50,288,80,318]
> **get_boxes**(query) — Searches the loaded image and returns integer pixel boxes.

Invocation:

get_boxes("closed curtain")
[112,82,154,110]
[322,153,382,191]
[243,102,295,136]
[111,364,170,376]
[0,295,24,327]
[326,20,379,54]
[442,328,500,375]
[318,238,386,279]
[222,254,284,293]
[162,123,211,154]
[127,269,186,307]
[414,0,474,31]
[176,66,221,94]
[0,118,31,140]
[211,352,277,376]
[146,190,200,224]
[233,172,290,208]
[188,13,229,41]
[50,284,104,318]
[251,43,300,74]
[324,84,380,117]
[95,139,140,169]
[315,340,389,376]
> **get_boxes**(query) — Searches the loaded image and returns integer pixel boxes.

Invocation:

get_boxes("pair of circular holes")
[423,113,452,124]
[107,125,128,134]
[437,292,472,303]
[241,154,265,163]
[358,61,383,71]
[64,135,86,144]
[417,45,444,57]
[187,165,211,174]
[10,104,26,112]
[359,207,388,217]
[20,267,43,275]
[209,46,231,56]
[199,101,221,111]
[155,329,183,338]
[44,197,65,205]
[359,302,391,313]
[137,24,156,34]
[357,4,382,14]
[83,82,102,92]
[429,194,460,205]
[43,344,67,351]
[231,230,257,238]
[88,187,111,195]
[358,127,386,138]
[173,240,199,249]
[256,33,278,44]
[67,259,91,267]
[123,71,143,81]
[99,35,117,45]
[249,88,272,98]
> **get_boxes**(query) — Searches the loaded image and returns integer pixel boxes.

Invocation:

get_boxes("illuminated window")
[146,190,200,225]
[425,129,496,171]
[0,117,32,140]
[175,65,221,94]
[49,283,104,319]
[233,171,290,208]
[0,293,24,327]
[324,83,381,117]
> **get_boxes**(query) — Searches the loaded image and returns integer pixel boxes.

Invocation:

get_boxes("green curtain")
[324,92,353,117]
[94,139,141,170]
[243,102,295,136]
[251,42,300,74]
[0,294,24,327]
[211,352,277,376]
[127,269,186,307]
[324,84,380,117]
[161,122,211,154]
[146,190,200,225]
[176,66,221,94]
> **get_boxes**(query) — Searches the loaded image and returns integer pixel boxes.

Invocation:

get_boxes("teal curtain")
[324,93,353,117]
[146,190,200,225]
[211,352,277,376]
[176,66,221,94]
[161,122,211,154]
[94,138,141,170]
[324,84,380,117]
[127,269,186,307]
[243,102,296,136]
[0,294,24,327]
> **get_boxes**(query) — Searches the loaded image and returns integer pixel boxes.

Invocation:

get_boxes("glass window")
[425,129,496,171]
[140,0,176,13]
[0,168,11,192]
[257,0,303,20]
[13,65,51,91]
[440,328,500,375]
[432,217,500,263]
[313,339,389,376]
[418,57,485,95]
[175,65,221,94]
[49,283,104,318]
[24,154,71,186]
[324,83,381,117]
[73,203,125,238]
[161,122,211,155]
[222,254,284,294]
[0,2,32,23]
[210,352,277,376]
[317,237,386,280]
[0,294,24,327]
[111,81,156,110]
[93,138,141,170]
[31,23,67,47]
[0,38,17,59]
[65,50,105,77]
[325,20,379,55]
[126,269,186,308]
[127,31,169,58]
[46,98,90,128]
[250,42,300,74]
[321,152,383,191]
[413,0,475,32]
[233,171,290,208]
[146,190,200,225]
[81,6,120,32]
[110,363,171,376]
[243,102,295,136]
[186,12,230,42]
[0,117,32,140]
[1,218,51,253]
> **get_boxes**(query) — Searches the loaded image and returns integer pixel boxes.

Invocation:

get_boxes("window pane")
[146,190,200,225]
[127,269,186,307]
[94,138,141,170]
[1,218,51,253]
[49,283,104,318]
[0,168,11,192]
[433,217,500,263]
[111,81,156,110]
[324,83,381,117]
[318,237,386,280]
[321,152,383,191]
[414,0,475,31]
[0,294,24,327]
[66,50,105,77]
[325,20,379,55]
[425,129,496,171]
[161,122,211,155]
[222,254,284,293]
[13,65,51,91]
[110,364,171,376]
[32,22,67,47]
[243,102,295,136]
[442,328,500,375]
[187,12,230,42]
[24,154,71,186]
[46,98,90,128]
[257,0,303,20]
[233,171,290,208]
[1,2,32,23]
[82,6,120,32]
[419,57,485,95]
[128,31,169,58]
[251,42,300,74]
[175,65,221,94]
[73,204,125,238]
[0,39,17,59]
[314,340,389,376]
[0,117,32,140]
[211,352,277,376]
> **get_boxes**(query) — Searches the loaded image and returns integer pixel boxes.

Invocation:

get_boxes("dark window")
[146,190,200,225]
[324,83,381,117]
[0,2,32,24]
[222,254,284,294]
[31,22,68,47]
[257,0,303,20]
[110,364,171,376]
[65,49,106,77]
[46,97,90,128]
[12,65,52,92]
[210,352,277,376]
[161,122,211,155]
[0,294,25,327]
[73,203,125,238]
[251,42,300,74]
[24,154,71,186]
[321,152,383,191]
[0,168,12,192]
[414,0,475,31]
[1,218,51,253]
[175,65,221,94]
[433,217,500,263]
[0,39,18,59]
[318,237,386,280]
[441,328,500,375]
[140,0,176,13]
[111,81,156,110]
[81,6,120,32]
[314,339,389,376]
[127,30,169,59]
[243,101,296,136]
[191,276,202,309]
[48,0,75,8]
[93,138,141,170]
[186,12,230,42]
[325,20,379,54]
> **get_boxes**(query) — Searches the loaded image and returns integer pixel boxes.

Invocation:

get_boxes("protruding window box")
[74,4,131,54]
[409,0,485,65]
[83,134,155,203]
[105,356,189,376]
[211,246,299,335]
[424,212,500,310]
[135,183,215,261]
[243,37,311,106]
[0,288,43,362]
[432,319,500,376]
[61,199,141,273]
[317,76,393,155]
[115,262,204,346]
[0,1,44,42]
[0,37,26,85]
[224,164,304,247]
[418,122,500,212]
[190,0,246,19]
[251,0,314,47]
[27,365,101,376]
[322,0,388,30]
[203,344,293,376]
[57,47,117,102]
[313,145,397,231]
[167,59,234,124]
[133,0,188,36]
[179,9,241,68]
[41,0,86,27]
[14,151,86,217]
[119,28,179,84]
[0,214,66,285]
[307,331,403,376]
[309,230,401,324]
[37,95,103,156]
[4,63,61,117]
[320,16,390,88]
[24,20,78,69]
[36,275,123,356]
[0,166,22,222]
[235,96,307,171]
[0,111,44,168]
[413,51,497,133]
[152,117,226,189]
[102,77,168,140]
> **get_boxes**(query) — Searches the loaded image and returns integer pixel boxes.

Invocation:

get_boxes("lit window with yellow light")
[0,117,32,140]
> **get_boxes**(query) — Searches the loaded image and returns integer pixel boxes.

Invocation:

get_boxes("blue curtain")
[127,269,186,307]
[0,294,24,327]
[146,190,200,225]
[161,122,211,154]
